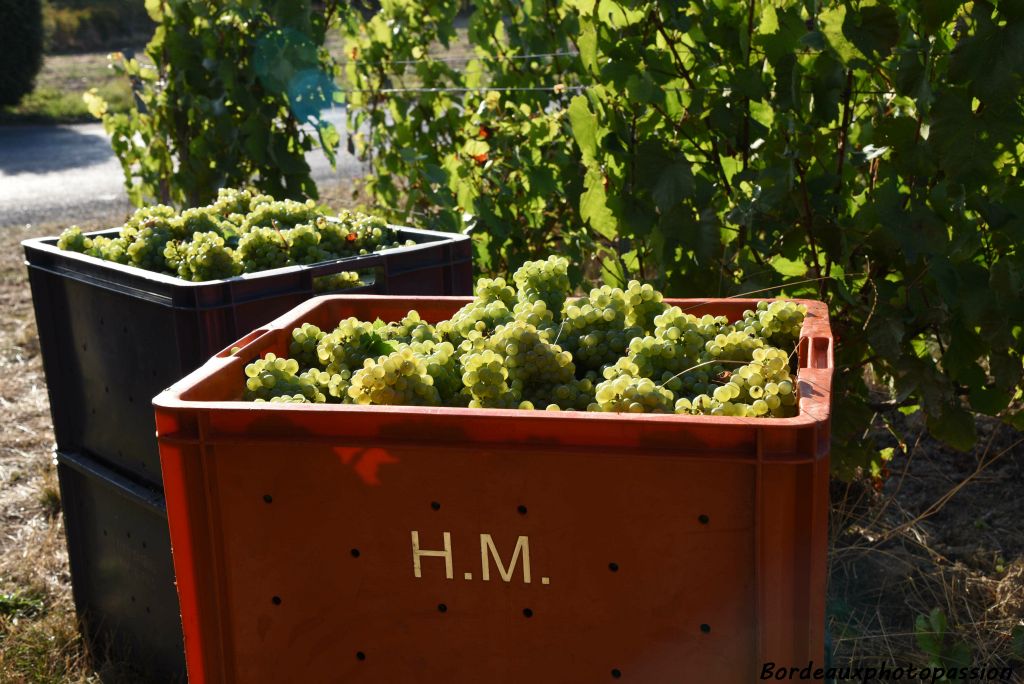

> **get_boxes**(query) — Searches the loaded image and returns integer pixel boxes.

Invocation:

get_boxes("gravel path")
[0,108,364,226]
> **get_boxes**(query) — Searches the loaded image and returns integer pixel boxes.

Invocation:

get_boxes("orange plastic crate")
[153,296,833,684]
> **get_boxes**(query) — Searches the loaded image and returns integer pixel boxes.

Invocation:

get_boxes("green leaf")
[580,166,617,240]
[926,404,976,452]
[365,332,398,357]
[601,254,627,288]
[770,256,807,277]
[569,95,600,165]
[810,52,845,123]
[842,5,900,60]
[969,386,1012,415]
[144,0,163,22]
[947,640,972,668]
[462,139,490,157]
[578,21,598,73]
[915,611,943,656]
[1012,625,1024,657]
[652,162,694,214]
[869,448,894,478]
[818,6,862,63]
[599,1,645,28]
[315,122,340,167]
[918,0,961,35]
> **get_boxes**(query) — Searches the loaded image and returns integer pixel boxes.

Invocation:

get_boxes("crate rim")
[22,222,470,289]
[153,295,834,434]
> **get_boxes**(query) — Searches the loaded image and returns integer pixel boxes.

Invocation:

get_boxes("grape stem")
[655,337,801,391]
[656,359,753,390]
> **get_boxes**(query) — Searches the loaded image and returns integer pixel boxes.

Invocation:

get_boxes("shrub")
[0,0,45,108]
[340,0,1024,478]
[86,0,342,207]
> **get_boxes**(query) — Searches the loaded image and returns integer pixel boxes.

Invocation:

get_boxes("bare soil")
[830,413,1024,675]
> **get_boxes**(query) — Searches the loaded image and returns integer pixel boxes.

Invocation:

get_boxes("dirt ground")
[830,414,1024,676]
[0,199,1022,681]
[0,218,106,682]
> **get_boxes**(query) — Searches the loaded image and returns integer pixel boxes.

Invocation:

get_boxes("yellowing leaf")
[82,89,109,119]
[144,0,163,22]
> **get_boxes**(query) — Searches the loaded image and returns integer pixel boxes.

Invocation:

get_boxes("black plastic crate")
[26,225,472,486]
[56,450,185,683]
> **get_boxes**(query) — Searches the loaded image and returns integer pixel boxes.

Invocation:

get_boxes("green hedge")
[0,0,44,107]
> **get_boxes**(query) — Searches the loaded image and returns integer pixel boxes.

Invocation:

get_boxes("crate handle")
[304,253,386,278]
[215,328,271,359]
[304,254,386,294]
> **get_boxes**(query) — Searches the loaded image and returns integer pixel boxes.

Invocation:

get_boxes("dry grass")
[0,219,109,683]
[0,194,1022,680]
[829,415,1024,676]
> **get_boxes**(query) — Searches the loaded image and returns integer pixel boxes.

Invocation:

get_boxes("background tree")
[0,0,45,107]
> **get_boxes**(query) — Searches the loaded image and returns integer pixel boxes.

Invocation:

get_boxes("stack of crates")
[24,226,472,681]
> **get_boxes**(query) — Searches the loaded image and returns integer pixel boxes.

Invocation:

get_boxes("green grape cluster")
[379,310,437,344]
[240,198,321,232]
[121,204,178,235]
[593,375,675,413]
[244,354,326,403]
[55,189,409,281]
[527,377,595,411]
[514,255,570,315]
[88,235,130,264]
[490,321,575,400]
[654,308,731,347]
[410,340,462,405]
[208,187,258,218]
[238,256,809,418]
[739,300,808,348]
[511,300,556,335]
[316,318,391,376]
[474,277,516,306]
[165,232,239,282]
[236,227,291,272]
[610,336,695,387]
[437,299,514,346]
[674,347,797,417]
[177,206,233,238]
[305,367,352,402]
[348,347,441,406]
[458,346,515,408]
[57,226,131,263]
[123,209,182,271]
[57,226,89,252]
[313,271,363,292]
[560,286,641,372]
[284,224,330,265]
[289,323,326,370]
[624,280,668,333]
